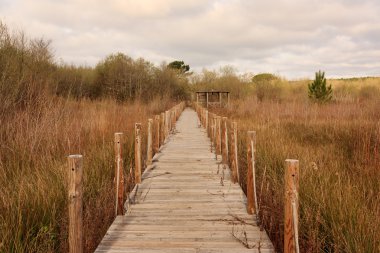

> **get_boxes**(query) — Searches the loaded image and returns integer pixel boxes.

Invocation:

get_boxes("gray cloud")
[1,0,379,78]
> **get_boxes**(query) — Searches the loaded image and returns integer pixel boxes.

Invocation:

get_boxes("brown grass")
[211,97,380,252]
[0,95,173,252]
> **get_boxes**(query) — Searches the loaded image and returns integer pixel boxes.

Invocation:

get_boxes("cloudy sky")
[1,0,380,78]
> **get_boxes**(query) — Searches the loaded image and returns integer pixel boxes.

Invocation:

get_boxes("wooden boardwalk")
[95,108,274,253]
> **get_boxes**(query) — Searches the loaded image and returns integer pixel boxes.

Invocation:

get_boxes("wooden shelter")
[195,91,230,108]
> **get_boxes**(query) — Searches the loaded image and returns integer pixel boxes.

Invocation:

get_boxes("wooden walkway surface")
[95,108,274,253]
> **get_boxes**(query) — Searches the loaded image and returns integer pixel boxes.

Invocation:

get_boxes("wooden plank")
[97,240,273,249]
[96,247,275,253]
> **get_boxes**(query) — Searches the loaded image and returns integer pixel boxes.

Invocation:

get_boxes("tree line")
[0,21,190,116]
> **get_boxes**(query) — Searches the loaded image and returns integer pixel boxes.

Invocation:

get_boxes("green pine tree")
[308,70,333,102]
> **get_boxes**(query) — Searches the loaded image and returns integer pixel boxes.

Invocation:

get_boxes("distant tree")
[308,70,333,102]
[251,73,278,83]
[168,60,190,73]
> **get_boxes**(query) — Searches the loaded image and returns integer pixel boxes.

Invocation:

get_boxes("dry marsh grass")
[213,97,380,252]
[0,96,173,252]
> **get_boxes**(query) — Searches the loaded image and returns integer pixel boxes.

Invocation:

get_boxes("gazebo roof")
[195,91,229,93]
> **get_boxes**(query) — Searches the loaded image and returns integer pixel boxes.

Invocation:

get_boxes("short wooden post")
[147,119,153,165]
[221,117,229,164]
[206,92,209,108]
[246,131,258,215]
[212,115,217,148]
[154,115,160,153]
[68,154,83,253]
[172,109,176,129]
[114,133,124,216]
[219,92,222,107]
[160,112,165,145]
[208,113,213,138]
[200,108,203,126]
[214,116,220,155]
[284,159,300,253]
[135,123,142,184]
[205,110,209,132]
[165,110,169,138]
[231,122,239,183]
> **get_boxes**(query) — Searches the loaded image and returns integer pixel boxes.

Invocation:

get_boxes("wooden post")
[114,133,124,216]
[147,119,153,165]
[227,93,230,107]
[212,115,217,148]
[196,92,199,105]
[206,92,209,108]
[172,109,176,129]
[219,92,222,107]
[209,113,213,140]
[284,159,300,253]
[165,110,169,138]
[68,154,83,253]
[135,123,142,184]
[221,117,229,164]
[246,131,258,215]
[205,110,209,137]
[215,116,222,155]
[160,112,165,145]
[231,122,239,183]
[154,115,160,154]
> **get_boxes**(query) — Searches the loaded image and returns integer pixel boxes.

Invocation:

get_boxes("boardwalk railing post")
[221,117,228,164]
[205,110,209,134]
[160,112,165,146]
[114,133,124,216]
[135,123,142,184]
[147,119,153,165]
[284,159,300,253]
[216,116,222,156]
[68,154,83,253]
[171,109,176,130]
[246,131,258,215]
[154,115,160,154]
[231,121,239,183]
[165,110,169,139]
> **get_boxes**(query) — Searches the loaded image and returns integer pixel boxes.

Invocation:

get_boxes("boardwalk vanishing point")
[95,108,275,253]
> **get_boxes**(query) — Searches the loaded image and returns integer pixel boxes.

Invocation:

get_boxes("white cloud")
[1,0,380,78]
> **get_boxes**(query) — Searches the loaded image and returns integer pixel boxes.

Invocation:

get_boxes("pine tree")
[308,70,333,102]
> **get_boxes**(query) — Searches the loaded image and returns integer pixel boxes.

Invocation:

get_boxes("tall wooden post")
[284,159,300,253]
[135,123,142,184]
[147,119,153,165]
[246,131,258,215]
[206,92,209,108]
[68,155,83,253]
[231,122,239,183]
[154,115,160,154]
